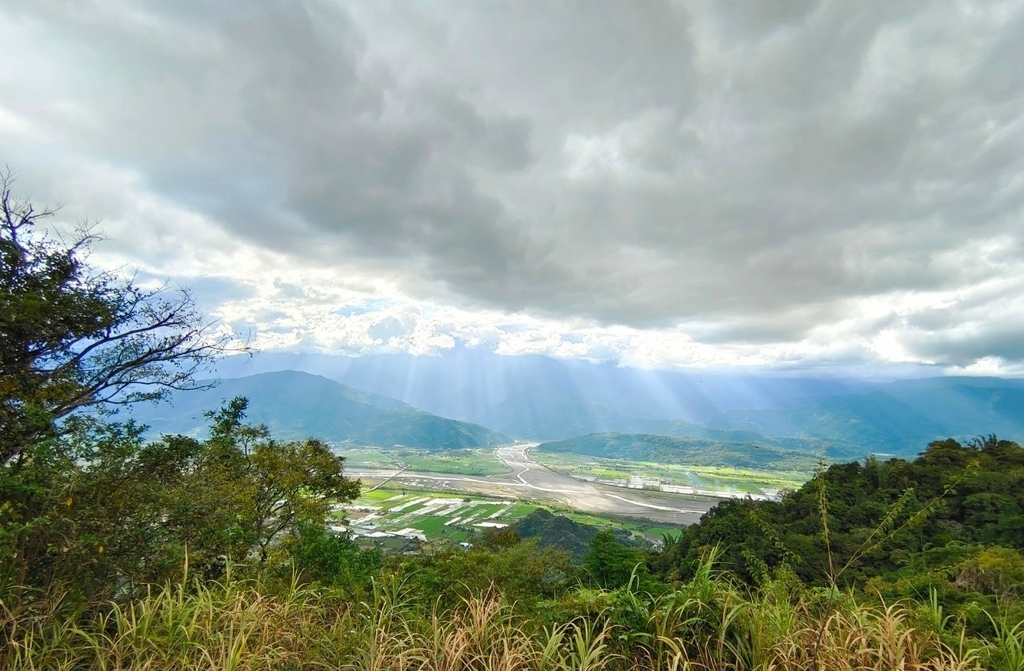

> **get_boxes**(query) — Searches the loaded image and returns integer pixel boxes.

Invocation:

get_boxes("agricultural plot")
[337,489,540,548]
[532,451,809,498]
[339,446,510,476]
[337,487,683,549]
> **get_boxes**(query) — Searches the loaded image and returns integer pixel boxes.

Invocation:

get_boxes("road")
[349,444,720,525]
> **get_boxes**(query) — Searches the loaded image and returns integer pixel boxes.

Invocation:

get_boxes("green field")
[532,451,809,494]
[407,515,453,536]
[343,486,685,550]
[343,489,527,547]
[356,488,406,503]
[340,446,511,476]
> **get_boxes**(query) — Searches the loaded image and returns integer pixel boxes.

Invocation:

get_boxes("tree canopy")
[651,436,1024,591]
[0,170,237,465]
[0,176,358,600]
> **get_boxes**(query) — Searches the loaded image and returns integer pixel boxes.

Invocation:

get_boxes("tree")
[0,169,239,466]
[584,529,646,589]
[2,397,362,600]
[205,398,361,564]
[0,172,243,600]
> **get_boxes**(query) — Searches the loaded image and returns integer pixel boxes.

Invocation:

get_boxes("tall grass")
[0,567,1010,670]
[1,574,356,670]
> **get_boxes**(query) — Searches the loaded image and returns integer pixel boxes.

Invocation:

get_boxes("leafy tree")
[205,397,361,564]
[0,173,241,600]
[0,170,237,465]
[584,529,647,589]
[289,524,382,594]
[2,397,361,600]
[392,537,573,610]
[0,175,365,601]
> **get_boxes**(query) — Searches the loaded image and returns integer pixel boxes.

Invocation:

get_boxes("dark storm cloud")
[904,322,1024,366]
[0,0,536,287]
[1,0,1023,366]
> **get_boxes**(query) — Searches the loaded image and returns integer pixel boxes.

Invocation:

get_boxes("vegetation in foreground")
[5,409,1024,670]
[3,556,1009,671]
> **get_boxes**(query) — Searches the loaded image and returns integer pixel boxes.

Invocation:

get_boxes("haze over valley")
[142,350,1024,458]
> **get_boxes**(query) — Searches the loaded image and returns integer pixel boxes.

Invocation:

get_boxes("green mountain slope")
[127,370,511,449]
[513,508,646,561]
[652,436,1024,589]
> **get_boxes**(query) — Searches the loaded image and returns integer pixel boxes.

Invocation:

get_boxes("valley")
[342,442,771,527]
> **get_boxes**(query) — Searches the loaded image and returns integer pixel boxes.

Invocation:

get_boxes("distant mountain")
[536,433,831,472]
[212,349,876,433]
[209,352,1024,455]
[702,377,1024,455]
[126,371,511,450]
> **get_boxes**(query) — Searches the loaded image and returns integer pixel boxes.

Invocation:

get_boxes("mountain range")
[211,351,1024,455]
[127,370,510,450]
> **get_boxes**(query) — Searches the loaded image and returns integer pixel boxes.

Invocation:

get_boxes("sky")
[2,1,1023,375]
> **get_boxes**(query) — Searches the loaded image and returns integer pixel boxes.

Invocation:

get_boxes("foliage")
[583,530,651,590]
[0,171,237,465]
[288,524,382,594]
[653,438,1024,590]
[2,428,1024,667]
[204,397,361,565]
[513,508,646,563]
[0,398,360,605]
[0,175,247,604]
[0,563,998,670]
[386,532,574,611]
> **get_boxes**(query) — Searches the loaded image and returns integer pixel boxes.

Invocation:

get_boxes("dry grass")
[0,574,1012,671]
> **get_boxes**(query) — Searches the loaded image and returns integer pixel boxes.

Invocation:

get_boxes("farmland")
[530,451,810,496]
[337,488,539,549]
[338,487,680,550]
[340,446,511,476]
[335,442,813,548]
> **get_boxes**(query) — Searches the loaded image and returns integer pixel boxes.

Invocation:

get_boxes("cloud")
[1,1,1024,371]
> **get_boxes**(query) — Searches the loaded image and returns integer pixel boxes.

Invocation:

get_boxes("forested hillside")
[652,435,1024,628]
[512,508,647,561]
